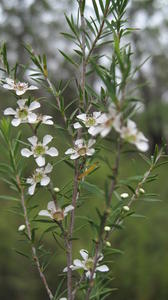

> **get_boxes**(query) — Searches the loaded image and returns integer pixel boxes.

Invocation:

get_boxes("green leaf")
[92,0,100,23]
[0,195,20,202]
[81,181,104,198]
[59,50,78,67]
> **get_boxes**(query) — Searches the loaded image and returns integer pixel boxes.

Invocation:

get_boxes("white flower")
[34,114,54,125]
[4,99,40,127]
[120,193,129,199]
[73,112,102,129]
[21,135,59,167]
[63,249,109,279]
[123,206,130,212]
[65,139,96,160]
[3,78,38,95]
[38,201,74,221]
[26,163,53,195]
[88,104,121,137]
[120,119,149,152]
[18,224,26,232]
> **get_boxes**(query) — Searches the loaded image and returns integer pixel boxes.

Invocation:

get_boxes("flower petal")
[75,139,84,147]
[17,99,27,108]
[88,139,96,148]
[21,148,33,157]
[77,113,87,121]
[28,113,37,123]
[29,101,40,111]
[47,201,56,212]
[80,249,88,261]
[40,176,50,186]
[86,148,95,156]
[73,259,84,268]
[28,85,38,90]
[65,148,76,155]
[11,118,21,127]
[88,126,101,136]
[4,107,16,115]
[43,134,53,146]
[93,111,101,119]
[70,153,80,160]
[28,183,36,195]
[46,147,59,157]
[3,84,13,90]
[16,90,26,96]
[28,136,38,146]
[96,265,109,272]
[35,156,45,167]
[38,210,51,218]
[45,163,53,173]
[73,122,82,129]
[100,127,111,137]
[64,205,74,216]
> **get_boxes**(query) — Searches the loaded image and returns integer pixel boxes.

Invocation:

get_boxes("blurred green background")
[0,0,168,299]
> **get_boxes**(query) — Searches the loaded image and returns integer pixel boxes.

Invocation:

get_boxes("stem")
[86,2,111,65]
[67,160,79,300]
[16,176,53,300]
[85,139,121,300]
[79,0,86,108]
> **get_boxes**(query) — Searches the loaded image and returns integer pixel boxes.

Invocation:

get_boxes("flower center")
[18,108,28,119]
[85,117,96,127]
[52,210,64,221]
[85,258,94,270]
[105,118,113,127]
[34,172,43,183]
[77,147,87,156]
[34,144,45,156]
[16,82,28,91]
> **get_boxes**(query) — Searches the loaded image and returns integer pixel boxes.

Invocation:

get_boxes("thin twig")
[85,139,121,300]
[86,2,111,65]
[16,176,54,300]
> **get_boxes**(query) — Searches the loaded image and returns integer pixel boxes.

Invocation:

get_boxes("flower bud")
[120,192,129,199]
[123,206,130,212]
[18,224,26,232]
[106,241,111,247]
[54,187,60,192]
[139,188,145,194]
[104,226,111,232]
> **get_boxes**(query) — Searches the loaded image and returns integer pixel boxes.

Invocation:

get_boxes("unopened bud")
[120,193,129,199]
[54,187,60,193]
[106,241,111,247]
[18,224,26,232]
[104,226,111,232]
[139,188,145,194]
[123,206,130,212]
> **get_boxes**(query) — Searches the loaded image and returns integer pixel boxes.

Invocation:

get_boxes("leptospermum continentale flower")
[35,114,54,125]
[88,104,121,137]
[73,112,102,130]
[4,99,40,127]
[2,78,38,95]
[38,201,74,221]
[26,163,53,195]
[120,119,149,152]
[63,249,109,279]
[21,135,59,167]
[65,138,96,160]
